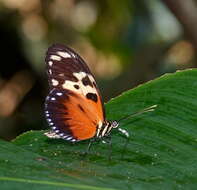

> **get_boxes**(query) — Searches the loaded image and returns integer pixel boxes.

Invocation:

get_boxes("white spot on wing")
[62,72,97,96]
[62,81,77,91]
[49,69,52,75]
[71,53,76,58]
[57,51,72,58]
[56,92,63,96]
[51,79,59,86]
[73,72,86,80]
[51,97,56,101]
[48,61,53,66]
[58,73,64,77]
[50,55,61,61]
[66,137,72,140]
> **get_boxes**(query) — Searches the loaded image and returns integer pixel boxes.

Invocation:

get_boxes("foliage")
[0,69,197,189]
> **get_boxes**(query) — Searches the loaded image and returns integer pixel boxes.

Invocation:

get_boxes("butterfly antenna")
[118,104,157,122]
[83,139,95,156]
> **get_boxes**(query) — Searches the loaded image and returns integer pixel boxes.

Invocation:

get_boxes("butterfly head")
[96,120,119,138]
[110,120,119,129]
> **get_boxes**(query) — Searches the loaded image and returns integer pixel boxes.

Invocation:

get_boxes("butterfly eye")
[111,120,119,128]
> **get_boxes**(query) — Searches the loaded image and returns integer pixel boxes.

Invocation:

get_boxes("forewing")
[45,44,105,141]
[46,44,96,89]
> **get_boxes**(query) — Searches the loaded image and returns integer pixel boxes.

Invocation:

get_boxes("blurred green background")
[0,0,196,140]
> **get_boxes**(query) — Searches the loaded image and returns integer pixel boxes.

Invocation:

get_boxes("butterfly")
[44,44,156,143]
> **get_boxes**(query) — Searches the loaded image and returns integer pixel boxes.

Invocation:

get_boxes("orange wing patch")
[45,89,104,141]
[63,92,104,140]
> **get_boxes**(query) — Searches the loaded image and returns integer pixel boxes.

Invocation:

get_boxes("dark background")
[0,0,196,140]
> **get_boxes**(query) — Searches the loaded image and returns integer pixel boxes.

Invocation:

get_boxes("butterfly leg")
[83,138,95,156]
[117,128,130,159]
[101,136,112,160]
[121,135,130,160]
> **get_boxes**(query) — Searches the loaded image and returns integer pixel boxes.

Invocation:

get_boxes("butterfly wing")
[45,44,105,142]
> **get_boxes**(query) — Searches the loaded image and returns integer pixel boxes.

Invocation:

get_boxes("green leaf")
[1,69,197,189]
